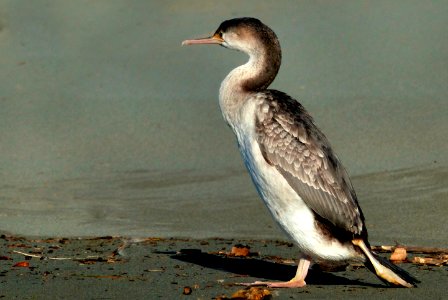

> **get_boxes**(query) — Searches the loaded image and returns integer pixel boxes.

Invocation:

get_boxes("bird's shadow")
[168,249,382,288]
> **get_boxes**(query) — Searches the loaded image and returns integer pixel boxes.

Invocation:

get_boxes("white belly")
[229,101,358,262]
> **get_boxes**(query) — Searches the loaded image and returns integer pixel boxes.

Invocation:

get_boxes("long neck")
[219,44,281,125]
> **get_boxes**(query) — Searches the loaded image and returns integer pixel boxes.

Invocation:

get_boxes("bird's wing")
[255,90,365,235]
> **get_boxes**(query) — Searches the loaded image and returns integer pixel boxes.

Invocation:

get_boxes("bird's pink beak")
[182,33,224,46]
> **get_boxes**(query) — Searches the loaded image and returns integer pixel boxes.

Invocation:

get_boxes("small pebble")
[183,286,192,295]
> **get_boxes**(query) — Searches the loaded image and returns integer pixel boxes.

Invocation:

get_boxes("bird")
[182,17,418,288]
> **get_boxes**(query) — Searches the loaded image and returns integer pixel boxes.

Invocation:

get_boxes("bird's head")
[182,17,279,56]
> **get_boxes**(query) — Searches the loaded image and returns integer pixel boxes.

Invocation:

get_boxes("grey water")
[0,1,447,246]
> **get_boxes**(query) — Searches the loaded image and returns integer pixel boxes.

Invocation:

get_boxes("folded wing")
[255,90,365,235]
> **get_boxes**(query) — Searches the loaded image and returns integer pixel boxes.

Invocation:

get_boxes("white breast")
[225,97,359,261]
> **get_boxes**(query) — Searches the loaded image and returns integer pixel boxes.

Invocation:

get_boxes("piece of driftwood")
[412,256,448,266]
[12,250,112,263]
[371,245,448,255]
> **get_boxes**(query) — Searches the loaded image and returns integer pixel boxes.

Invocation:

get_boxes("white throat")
[218,53,264,126]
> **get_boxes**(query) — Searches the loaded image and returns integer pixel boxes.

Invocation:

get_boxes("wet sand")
[1,1,447,298]
[1,235,446,299]
[0,166,446,247]
[1,165,447,298]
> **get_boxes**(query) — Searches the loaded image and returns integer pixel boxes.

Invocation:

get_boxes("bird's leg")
[239,256,311,288]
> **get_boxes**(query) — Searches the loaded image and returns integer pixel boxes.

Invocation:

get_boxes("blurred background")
[0,1,447,245]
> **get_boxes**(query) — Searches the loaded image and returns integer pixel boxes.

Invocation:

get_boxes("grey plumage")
[255,90,365,235]
[183,17,418,288]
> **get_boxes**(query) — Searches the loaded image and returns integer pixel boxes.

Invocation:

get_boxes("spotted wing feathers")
[255,90,365,235]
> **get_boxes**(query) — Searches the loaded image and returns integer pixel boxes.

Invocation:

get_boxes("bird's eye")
[213,30,224,40]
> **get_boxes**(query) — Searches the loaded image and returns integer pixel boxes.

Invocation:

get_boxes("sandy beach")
[1,235,446,299]
[1,1,447,298]
[1,164,446,299]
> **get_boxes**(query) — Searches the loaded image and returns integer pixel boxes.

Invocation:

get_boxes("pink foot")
[238,257,311,288]
[239,279,306,288]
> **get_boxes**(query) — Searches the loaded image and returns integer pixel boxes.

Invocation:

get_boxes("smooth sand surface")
[1,1,447,184]
[0,1,447,298]
[1,166,447,247]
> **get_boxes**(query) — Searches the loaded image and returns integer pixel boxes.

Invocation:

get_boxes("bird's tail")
[352,239,419,288]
